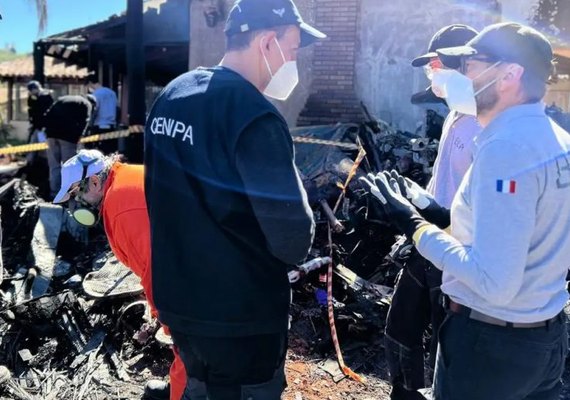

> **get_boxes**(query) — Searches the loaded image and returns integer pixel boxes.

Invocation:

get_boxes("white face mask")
[431,61,501,116]
[261,38,299,101]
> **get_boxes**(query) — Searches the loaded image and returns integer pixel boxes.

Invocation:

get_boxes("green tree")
[531,0,569,38]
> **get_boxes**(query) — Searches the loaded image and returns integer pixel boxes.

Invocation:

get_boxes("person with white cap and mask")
[52,149,191,400]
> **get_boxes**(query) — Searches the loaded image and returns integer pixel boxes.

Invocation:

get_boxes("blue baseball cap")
[224,0,326,48]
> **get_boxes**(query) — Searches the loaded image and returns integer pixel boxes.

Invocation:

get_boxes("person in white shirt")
[384,24,480,400]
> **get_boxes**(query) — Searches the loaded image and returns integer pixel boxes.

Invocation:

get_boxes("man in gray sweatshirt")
[364,22,570,400]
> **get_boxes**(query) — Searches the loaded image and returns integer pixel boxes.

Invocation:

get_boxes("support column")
[33,41,45,85]
[126,0,146,163]
[7,79,13,121]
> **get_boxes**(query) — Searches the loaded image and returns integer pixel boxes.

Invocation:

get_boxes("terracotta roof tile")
[0,56,88,80]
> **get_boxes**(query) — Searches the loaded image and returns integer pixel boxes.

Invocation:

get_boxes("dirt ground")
[281,338,570,400]
[283,356,392,400]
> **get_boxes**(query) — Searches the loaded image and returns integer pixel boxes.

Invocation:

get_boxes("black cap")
[437,22,554,81]
[224,0,326,48]
[411,87,447,105]
[412,24,478,68]
[27,80,41,91]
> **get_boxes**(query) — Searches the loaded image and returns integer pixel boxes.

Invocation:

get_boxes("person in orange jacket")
[53,149,200,400]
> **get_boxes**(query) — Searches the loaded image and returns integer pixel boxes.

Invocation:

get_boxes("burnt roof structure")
[34,0,190,87]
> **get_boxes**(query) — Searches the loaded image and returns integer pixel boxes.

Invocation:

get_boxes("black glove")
[359,172,429,238]
[389,170,451,229]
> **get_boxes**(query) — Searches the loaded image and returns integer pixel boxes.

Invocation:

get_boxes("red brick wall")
[297,0,362,126]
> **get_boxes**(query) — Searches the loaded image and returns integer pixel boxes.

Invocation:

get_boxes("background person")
[43,95,94,200]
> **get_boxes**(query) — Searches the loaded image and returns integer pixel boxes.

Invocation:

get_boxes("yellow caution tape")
[0,125,357,156]
[0,125,146,156]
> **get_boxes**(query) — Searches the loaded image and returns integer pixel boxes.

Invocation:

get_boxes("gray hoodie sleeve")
[416,139,539,305]
[235,113,315,265]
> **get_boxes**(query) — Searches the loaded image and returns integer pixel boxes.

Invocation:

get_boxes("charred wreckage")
[0,110,442,399]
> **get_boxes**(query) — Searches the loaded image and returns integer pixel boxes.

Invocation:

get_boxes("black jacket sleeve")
[27,97,33,123]
[38,93,54,129]
[236,113,315,265]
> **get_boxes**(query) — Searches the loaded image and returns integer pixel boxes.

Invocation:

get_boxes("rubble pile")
[0,181,171,399]
[293,120,436,281]
[287,121,436,382]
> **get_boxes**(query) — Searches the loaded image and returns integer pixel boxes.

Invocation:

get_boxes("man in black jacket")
[27,80,53,138]
[44,95,95,200]
[144,0,324,398]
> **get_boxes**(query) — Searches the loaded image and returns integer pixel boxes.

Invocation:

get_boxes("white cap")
[53,149,106,204]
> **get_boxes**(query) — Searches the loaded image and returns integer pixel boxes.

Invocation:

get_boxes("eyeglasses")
[65,157,98,200]
[424,58,444,80]
[461,55,500,74]
[67,184,81,198]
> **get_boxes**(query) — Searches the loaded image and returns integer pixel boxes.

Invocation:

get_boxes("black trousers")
[170,331,288,400]
[86,126,117,155]
[434,310,567,400]
[384,249,445,398]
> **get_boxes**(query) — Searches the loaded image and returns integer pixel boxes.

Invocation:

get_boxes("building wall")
[187,0,546,129]
[188,0,318,127]
[188,0,229,70]
[354,0,503,133]
[500,0,540,22]
[545,79,570,112]
[144,0,190,43]
[297,0,362,126]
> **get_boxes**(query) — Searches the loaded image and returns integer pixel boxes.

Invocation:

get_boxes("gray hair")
[94,153,124,184]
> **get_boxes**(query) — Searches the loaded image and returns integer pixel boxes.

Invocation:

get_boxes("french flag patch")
[496,179,516,194]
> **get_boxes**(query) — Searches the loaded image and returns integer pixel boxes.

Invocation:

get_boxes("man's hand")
[389,170,451,229]
[359,172,429,238]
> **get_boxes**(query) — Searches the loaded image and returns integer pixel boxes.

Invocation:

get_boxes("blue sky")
[0,0,127,54]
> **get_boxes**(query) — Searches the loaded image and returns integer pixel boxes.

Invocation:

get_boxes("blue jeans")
[434,310,567,400]
[46,138,77,198]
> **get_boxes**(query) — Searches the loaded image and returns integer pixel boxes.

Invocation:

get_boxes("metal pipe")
[319,199,344,233]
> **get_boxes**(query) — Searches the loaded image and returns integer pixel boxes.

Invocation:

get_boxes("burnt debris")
[0,113,441,398]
